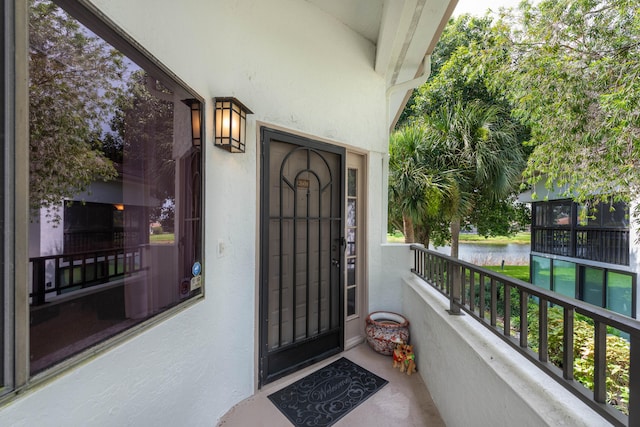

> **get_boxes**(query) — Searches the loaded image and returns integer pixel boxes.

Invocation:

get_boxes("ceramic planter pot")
[365,311,410,355]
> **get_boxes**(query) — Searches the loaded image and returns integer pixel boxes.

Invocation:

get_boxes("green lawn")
[387,231,405,243]
[150,233,175,244]
[484,265,530,282]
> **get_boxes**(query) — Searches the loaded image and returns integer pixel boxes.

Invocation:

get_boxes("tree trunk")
[415,224,431,248]
[450,218,461,258]
[403,214,415,243]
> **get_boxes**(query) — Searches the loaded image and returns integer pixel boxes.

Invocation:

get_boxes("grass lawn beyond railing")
[484,265,529,282]
[150,233,175,244]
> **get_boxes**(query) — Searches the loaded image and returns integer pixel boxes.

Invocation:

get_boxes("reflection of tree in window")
[29,0,122,222]
[578,201,629,228]
[551,202,571,226]
[105,70,176,228]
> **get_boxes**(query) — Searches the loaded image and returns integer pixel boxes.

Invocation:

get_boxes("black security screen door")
[259,128,345,386]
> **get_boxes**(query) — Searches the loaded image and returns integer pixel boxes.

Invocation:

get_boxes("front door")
[259,128,345,386]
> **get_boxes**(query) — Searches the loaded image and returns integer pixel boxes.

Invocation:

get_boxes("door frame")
[258,126,346,387]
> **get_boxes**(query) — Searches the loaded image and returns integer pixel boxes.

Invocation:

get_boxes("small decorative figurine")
[392,342,416,375]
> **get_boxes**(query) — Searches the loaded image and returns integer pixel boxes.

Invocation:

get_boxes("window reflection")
[607,272,633,317]
[582,267,604,307]
[552,260,576,298]
[531,256,551,290]
[28,0,202,375]
[578,201,629,228]
[551,202,571,226]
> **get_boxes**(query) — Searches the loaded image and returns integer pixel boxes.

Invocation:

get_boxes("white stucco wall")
[1,1,390,426]
[368,243,414,314]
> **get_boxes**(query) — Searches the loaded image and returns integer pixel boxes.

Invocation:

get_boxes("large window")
[531,256,636,318]
[25,0,202,376]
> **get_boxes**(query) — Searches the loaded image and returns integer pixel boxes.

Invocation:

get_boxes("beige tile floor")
[217,343,445,427]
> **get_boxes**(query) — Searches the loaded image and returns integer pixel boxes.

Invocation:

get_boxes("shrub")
[527,303,629,414]
[468,277,522,319]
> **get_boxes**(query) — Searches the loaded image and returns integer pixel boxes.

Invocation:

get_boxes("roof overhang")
[305,0,457,130]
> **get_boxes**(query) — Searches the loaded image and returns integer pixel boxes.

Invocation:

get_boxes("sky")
[452,0,522,17]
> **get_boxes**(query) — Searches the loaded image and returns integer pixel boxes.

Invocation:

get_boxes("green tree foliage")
[489,0,640,204]
[106,70,175,204]
[391,15,530,251]
[421,101,527,256]
[396,15,497,129]
[470,196,531,237]
[414,15,501,115]
[29,0,123,221]
[105,69,179,229]
[388,124,452,244]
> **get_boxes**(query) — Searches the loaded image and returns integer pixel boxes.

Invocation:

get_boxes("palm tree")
[388,124,449,244]
[422,100,526,257]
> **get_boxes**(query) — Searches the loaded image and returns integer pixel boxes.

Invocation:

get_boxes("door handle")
[331,258,340,268]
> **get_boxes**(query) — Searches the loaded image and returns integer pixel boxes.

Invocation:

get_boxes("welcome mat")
[268,357,388,427]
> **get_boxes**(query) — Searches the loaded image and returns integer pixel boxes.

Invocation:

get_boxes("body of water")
[429,242,530,266]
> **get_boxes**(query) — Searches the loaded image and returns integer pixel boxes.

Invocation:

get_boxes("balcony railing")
[410,245,639,427]
[30,246,145,306]
[532,227,629,265]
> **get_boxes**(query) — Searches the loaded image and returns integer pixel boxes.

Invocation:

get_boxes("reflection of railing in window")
[64,231,119,252]
[63,231,142,253]
[30,245,145,306]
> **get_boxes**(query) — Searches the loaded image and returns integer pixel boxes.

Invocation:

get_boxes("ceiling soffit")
[303,0,456,126]
[305,0,384,45]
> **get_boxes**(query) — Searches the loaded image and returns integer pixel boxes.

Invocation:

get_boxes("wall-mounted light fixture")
[214,97,253,153]
[182,99,202,147]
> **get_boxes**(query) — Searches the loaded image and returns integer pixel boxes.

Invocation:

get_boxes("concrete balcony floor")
[217,342,445,427]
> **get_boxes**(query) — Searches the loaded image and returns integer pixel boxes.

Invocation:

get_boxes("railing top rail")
[410,244,640,336]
